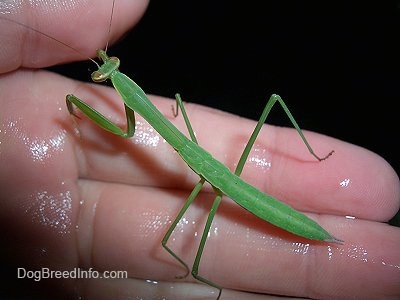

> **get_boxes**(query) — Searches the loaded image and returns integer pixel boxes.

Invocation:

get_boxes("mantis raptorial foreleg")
[66,94,136,138]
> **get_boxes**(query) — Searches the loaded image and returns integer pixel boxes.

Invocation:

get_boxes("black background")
[51,1,400,221]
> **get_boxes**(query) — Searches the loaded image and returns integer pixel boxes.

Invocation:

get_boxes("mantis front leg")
[66,94,136,138]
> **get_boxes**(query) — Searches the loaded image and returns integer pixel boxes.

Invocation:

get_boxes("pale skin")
[1,0,400,299]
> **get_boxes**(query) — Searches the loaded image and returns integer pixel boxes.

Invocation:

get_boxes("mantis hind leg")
[166,93,223,298]
[190,189,223,299]
[161,178,223,298]
[235,94,334,176]
[161,178,205,279]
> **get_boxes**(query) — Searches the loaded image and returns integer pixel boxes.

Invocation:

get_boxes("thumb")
[0,0,148,72]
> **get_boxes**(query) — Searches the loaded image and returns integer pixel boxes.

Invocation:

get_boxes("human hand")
[1,0,399,299]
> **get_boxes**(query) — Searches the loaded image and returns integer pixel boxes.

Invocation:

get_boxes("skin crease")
[0,0,399,299]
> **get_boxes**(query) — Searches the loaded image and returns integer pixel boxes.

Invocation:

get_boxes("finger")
[0,0,148,71]
[81,277,288,299]
[79,179,400,299]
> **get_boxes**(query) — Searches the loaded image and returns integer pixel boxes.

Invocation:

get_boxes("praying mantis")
[2,1,343,299]
[67,52,342,298]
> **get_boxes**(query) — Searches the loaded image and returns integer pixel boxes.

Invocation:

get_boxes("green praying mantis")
[3,1,343,299]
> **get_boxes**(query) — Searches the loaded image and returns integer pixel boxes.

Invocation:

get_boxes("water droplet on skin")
[24,189,73,235]
[339,178,351,187]
[327,245,334,260]
[27,131,66,162]
[139,210,173,236]
[133,121,160,148]
[291,242,310,255]
[145,279,158,285]
[213,226,218,237]
[248,147,272,171]
[249,156,272,169]
[3,118,67,162]
[337,243,400,270]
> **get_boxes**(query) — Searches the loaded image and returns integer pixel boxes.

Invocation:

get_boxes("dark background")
[51,1,400,223]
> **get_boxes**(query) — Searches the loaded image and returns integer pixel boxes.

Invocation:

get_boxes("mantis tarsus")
[4,2,343,298]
